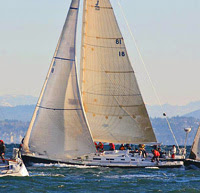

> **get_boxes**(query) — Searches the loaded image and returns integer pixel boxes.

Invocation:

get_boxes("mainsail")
[23,0,96,161]
[80,0,156,144]
[189,125,200,160]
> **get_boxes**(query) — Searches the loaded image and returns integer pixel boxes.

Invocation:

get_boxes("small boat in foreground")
[0,148,29,177]
[184,125,200,169]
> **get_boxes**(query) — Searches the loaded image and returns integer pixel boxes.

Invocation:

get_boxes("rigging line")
[117,0,180,150]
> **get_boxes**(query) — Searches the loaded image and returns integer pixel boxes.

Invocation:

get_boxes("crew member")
[109,143,115,151]
[151,149,160,163]
[139,144,147,158]
[94,142,98,150]
[158,148,165,158]
[98,142,104,152]
[125,144,132,150]
[119,144,125,150]
[0,140,6,163]
[171,145,176,159]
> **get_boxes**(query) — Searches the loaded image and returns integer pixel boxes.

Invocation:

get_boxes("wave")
[30,172,65,177]
[32,163,99,169]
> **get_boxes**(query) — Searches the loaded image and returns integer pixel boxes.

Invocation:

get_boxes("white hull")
[22,150,184,168]
[79,150,184,168]
[0,158,29,177]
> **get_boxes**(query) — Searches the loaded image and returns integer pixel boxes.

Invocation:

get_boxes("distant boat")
[184,125,200,169]
[21,0,184,168]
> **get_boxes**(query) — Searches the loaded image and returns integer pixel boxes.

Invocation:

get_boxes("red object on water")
[171,154,175,159]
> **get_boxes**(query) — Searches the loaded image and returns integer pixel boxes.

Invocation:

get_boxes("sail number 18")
[119,51,125,57]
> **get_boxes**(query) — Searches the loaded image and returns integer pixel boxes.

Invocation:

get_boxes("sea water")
[0,145,200,193]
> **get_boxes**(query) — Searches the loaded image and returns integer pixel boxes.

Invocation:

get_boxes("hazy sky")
[0,0,199,105]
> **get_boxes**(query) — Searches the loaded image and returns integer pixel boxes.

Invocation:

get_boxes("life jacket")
[154,150,160,157]
[98,142,104,149]
[94,142,98,149]
[119,146,125,150]
[109,143,115,150]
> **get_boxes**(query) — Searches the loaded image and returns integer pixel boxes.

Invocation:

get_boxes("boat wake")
[104,174,160,179]
[32,163,99,169]
[30,172,65,177]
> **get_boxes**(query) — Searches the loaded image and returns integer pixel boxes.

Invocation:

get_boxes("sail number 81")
[116,39,122,44]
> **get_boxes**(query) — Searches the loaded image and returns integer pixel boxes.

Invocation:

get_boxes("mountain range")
[0,95,200,119]
[0,95,199,145]
[146,101,200,118]
[0,95,37,107]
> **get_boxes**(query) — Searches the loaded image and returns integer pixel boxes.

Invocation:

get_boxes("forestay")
[189,125,200,160]
[80,0,156,144]
[23,0,96,161]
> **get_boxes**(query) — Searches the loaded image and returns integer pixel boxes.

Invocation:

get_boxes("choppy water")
[0,145,200,193]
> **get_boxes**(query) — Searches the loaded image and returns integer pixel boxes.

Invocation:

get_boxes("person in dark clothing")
[158,148,166,158]
[109,143,115,151]
[0,140,6,163]
[125,144,132,150]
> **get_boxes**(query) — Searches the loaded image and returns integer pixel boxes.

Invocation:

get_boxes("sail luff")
[189,125,200,160]
[23,36,62,152]
[80,0,156,144]
[79,0,87,92]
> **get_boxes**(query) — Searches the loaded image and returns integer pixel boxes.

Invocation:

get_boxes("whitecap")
[32,163,99,169]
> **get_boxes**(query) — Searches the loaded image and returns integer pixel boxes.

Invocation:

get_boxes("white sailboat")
[184,125,200,169]
[21,0,183,168]
[0,148,29,177]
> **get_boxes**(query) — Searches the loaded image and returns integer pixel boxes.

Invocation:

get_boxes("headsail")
[80,0,156,144]
[189,125,200,160]
[23,0,96,161]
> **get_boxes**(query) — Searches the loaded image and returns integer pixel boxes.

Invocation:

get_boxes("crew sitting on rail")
[125,144,132,150]
[94,142,98,150]
[109,143,115,151]
[171,145,176,159]
[98,142,104,152]
[119,144,125,150]
[158,148,166,158]
[151,149,160,163]
[0,140,6,163]
[139,144,147,158]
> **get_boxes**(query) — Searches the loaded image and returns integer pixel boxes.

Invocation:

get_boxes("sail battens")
[84,43,125,49]
[82,68,133,73]
[80,0,156,144]
[86,35,123,40]
[70,7,79,10]
[84,91,141,97]
[91,5,112,9]
[54,57,75,61]
[85,102,142,108]
[105,71,134,74]
[38,106,82,111]
[87,111,130,117]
